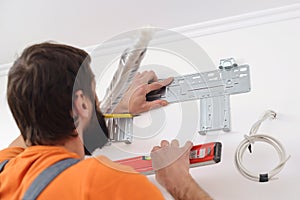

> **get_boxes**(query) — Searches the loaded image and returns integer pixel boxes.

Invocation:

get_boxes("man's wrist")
[167,174,212,200]
[113,100,129,113]
[183,176,212,200]
[166,174,193,199]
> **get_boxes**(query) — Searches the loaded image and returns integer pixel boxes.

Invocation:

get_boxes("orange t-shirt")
[0,146,164,200]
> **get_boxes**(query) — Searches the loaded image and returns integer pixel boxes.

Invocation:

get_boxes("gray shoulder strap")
[0,160,9,173]
[23,158,80,200]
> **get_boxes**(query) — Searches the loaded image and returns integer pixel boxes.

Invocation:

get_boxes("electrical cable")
[234,110,290,182]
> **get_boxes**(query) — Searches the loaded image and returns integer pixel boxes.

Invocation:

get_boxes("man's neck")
[62,136,85,160]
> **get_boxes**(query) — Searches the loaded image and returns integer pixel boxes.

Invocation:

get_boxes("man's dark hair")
[7,42,95,146]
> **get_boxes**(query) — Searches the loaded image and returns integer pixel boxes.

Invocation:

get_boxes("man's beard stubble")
[83,103,109,155]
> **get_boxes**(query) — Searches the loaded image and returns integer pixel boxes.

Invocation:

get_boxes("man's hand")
[151,140,212,200]
[113,71,173,114]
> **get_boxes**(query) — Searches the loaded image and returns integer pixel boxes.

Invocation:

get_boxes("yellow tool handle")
[103,113,134,118]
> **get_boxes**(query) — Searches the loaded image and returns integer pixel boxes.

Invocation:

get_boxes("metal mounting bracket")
[105,58,251,144]
[146,58,251,135]
[104,114,134,144]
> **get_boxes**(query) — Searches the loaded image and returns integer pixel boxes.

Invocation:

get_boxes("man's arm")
[151,140,212,200]
[163,174,212,200]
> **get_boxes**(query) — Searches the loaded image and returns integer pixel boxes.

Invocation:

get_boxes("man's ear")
[73,90,90,118]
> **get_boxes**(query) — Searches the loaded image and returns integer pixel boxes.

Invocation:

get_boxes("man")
[0,42,212,199]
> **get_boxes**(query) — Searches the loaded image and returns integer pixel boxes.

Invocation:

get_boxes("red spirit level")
[115,142,222,175]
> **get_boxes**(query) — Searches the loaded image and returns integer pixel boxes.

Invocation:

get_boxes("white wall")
[177,17,300,200]
[0,75,19,148]
[1,5,300,200]
[95,12,300,200]
[1,0,300,64]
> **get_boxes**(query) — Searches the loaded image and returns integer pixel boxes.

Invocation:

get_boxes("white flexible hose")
[234,110,290,182]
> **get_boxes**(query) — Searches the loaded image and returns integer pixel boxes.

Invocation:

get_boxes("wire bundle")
[234,110,290,182]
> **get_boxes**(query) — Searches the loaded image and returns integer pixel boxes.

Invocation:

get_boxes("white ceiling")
[1,0,299,64]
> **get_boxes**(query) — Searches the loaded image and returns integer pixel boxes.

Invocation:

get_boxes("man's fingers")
[145,77,173,94]
[151,140,193,171]
[146,82,164,94]
[143,100,168,111]
[161,140,169,147]
[171,139,180,147]
[151,146,161,152]
[184,141,193,152]
[160,77,174,86]
[141,70,158,83]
